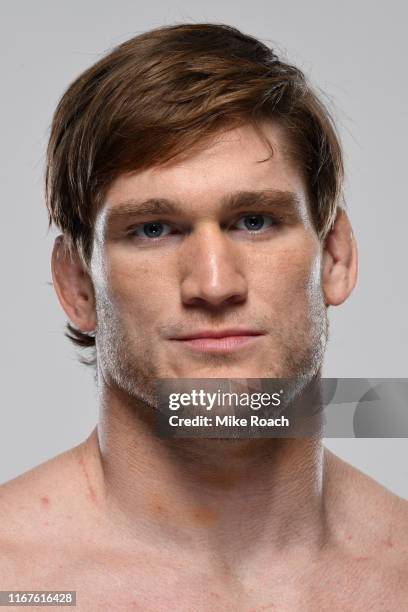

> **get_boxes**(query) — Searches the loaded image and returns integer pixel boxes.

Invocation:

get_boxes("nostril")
[182,288,247,310]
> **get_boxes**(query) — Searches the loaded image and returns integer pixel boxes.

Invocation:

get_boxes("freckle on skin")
[148,495,171,520]
[192,507,218,527]
[153,503,166,516]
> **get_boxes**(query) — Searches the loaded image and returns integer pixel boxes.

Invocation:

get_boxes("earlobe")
[51,235,96,332]
[321,209,358,306]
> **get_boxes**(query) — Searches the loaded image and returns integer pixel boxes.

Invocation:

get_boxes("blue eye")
[235,214,275,232]
[131,221,173,239]
[128,214,277,242]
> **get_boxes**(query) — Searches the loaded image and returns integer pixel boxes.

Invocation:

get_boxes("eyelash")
[126,214,280,241]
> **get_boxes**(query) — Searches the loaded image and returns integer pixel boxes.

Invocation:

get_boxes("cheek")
[254,237,322,312]
[100,253,172,324]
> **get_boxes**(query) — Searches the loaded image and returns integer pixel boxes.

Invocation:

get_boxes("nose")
[179,223,248,309]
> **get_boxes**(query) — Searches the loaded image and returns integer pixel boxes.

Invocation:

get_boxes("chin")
[168,365,280,379]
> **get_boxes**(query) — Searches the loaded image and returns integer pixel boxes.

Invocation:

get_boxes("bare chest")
[4,553,407,612]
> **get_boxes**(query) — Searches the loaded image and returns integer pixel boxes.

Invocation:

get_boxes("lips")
[172,328,263,340]
[170,328,264,354]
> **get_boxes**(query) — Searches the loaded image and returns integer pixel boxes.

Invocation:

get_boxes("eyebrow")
[105,189,302,226]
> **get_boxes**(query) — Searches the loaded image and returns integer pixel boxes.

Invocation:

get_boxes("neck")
[86,378,331,572]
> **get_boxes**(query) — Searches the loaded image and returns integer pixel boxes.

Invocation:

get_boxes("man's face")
[91,121,328,401]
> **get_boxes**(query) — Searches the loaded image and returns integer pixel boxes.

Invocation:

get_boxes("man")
[0,22,407,611]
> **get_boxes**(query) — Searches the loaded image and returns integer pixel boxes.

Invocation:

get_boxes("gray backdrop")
[1,1,407,497]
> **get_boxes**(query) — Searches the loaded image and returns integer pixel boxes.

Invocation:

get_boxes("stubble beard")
[93,287,329,414]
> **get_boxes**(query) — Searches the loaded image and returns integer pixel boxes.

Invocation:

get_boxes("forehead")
[100,121,309,221]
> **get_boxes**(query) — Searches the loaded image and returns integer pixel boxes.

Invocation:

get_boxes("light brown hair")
[45,22,344,364]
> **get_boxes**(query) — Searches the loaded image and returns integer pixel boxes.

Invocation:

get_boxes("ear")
[321,209,358,306]
[51,235,96,332]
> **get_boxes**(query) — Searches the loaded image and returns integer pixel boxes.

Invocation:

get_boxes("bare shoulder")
[0,447,75,532]
[324,446,408,567]
[0,430,104,585]
[318,448,408,609]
